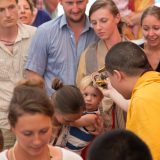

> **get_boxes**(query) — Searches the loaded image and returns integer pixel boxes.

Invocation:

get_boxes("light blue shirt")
[25,14,97,96]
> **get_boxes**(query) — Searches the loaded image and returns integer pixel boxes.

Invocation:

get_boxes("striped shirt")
[65,110,99,155]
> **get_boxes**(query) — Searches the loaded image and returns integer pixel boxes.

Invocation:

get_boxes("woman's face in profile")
[142,15,160,47]
[11,113,52,156]
[90,7,120,40]
[54,112,82,125]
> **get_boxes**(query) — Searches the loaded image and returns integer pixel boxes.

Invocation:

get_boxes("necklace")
[9,144,53,160]
[0,39,15,46]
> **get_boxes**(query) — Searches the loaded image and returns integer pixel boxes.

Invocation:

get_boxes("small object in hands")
[94,75,107,88]
[91,67,108,88]
[97,66,106,73]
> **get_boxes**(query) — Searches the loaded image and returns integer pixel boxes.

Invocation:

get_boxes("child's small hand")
[89,114,103,135]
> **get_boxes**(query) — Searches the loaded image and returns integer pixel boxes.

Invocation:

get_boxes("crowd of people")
[0,0,160,160]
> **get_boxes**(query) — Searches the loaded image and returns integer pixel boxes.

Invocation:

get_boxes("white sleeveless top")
[0,146,82,160]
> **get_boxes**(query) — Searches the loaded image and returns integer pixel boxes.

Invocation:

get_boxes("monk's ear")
[112,69,125,82]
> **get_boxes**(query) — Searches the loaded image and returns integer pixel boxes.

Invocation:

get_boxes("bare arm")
[25,69,44,80]
[100,79,129,112]
[70,114,97,128]
[89,114,104,135]
[70,113,104,135]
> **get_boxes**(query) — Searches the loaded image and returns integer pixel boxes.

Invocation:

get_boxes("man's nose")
[4,8,11,17]
[72,3,79,12]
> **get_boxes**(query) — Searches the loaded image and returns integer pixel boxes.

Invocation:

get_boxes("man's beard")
[68,13,86,23]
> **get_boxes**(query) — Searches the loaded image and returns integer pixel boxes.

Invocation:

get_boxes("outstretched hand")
[89,114,104,135]
[98,78,115,98]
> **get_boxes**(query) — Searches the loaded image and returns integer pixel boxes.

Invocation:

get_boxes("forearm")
[70,114,96,127]
[109,89,129,112]
[24,70,43,79]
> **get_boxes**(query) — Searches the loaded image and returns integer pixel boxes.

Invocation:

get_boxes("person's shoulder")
[19,22,36,29]
[0,150,8,160]
[57,147,83,160]
[18,23,37,36]
[38,15,63,29]
[82,40,99,55]
[33,15,63,36]
[37,9,50,16]
[88,41,99,48]
[37,9,52,19]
